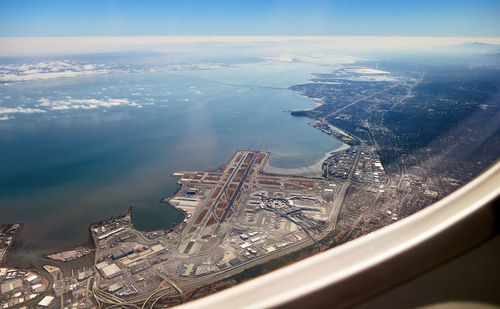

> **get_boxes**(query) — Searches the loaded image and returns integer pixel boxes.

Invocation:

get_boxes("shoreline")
[262,143,350,177]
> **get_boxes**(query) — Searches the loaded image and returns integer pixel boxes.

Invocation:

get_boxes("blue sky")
[0,0,499,37]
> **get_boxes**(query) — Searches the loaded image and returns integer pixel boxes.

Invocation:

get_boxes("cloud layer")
[1,36,499,57]
[0,106,46,114]
[37,97,142,110]
[0,61,111,82]
[0,97,143,120]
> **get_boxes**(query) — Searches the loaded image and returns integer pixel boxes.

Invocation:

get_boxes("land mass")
[88,150,344,307]
[1,60,499,308]
[289,63,500,243]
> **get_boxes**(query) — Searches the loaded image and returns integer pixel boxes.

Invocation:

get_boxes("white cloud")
[0,115,14,120]
[51,105,71,110]
[0,61,111,82]
[0,106,46,114]
[37,97,142,110]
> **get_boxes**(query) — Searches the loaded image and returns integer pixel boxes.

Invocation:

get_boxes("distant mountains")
[456,41,500,53]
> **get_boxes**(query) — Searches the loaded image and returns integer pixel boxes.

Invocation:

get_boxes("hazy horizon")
[1,35,499,57]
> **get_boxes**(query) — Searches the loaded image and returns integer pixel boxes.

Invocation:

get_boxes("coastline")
[262,143,350,177]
